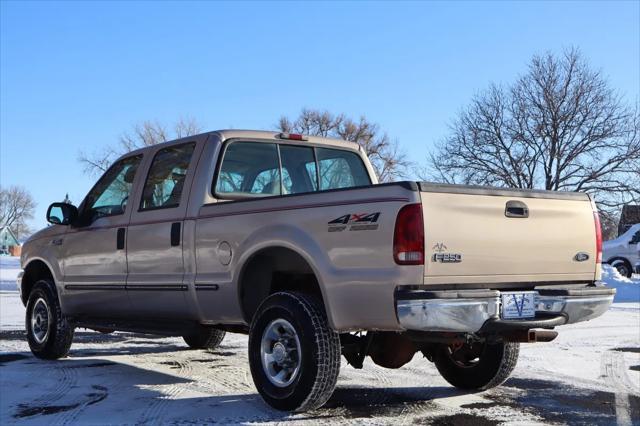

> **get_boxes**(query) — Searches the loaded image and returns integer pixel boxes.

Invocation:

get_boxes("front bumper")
[396,285,615,333]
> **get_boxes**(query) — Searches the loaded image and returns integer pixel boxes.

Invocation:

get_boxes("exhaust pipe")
[507,329,558,343]
[531,330,558,342]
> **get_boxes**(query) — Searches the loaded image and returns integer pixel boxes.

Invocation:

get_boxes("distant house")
[0,226,21,256]
[619,205,640,236]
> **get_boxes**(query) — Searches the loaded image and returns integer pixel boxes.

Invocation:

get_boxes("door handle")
[505,200,529,218]
[171,222,181,247]
[117,228,126,250]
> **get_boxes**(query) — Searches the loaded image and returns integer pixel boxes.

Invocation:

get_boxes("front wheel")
[183,327,226,351]
[433,340,519,391]
[248,292,341,412]
[26,280,74,360]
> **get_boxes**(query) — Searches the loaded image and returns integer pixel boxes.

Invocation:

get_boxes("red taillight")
[593,211,603,264]
[394,203,424,265]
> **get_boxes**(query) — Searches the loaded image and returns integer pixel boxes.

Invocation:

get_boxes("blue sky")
[1,1,639,231]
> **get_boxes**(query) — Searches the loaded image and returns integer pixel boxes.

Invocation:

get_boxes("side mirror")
[46,202,78,226]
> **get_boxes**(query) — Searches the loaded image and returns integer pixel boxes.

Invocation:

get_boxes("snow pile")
[0,256,24,330]
[601,264,640,303]
[0,256,20,292]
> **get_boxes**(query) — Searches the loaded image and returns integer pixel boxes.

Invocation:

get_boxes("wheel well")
[21,260,55,305]
[238,247,325,323]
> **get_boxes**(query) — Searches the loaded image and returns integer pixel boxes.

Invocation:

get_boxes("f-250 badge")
[432,242,462,263]
[328,213,380,232]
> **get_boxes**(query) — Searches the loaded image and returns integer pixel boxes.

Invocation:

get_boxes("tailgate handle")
[505,200,529,218]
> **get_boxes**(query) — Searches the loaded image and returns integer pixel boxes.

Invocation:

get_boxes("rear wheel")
[183,327,226,351]
[433,340,519,391]
[248,292,341,412]
[26,280,74,360]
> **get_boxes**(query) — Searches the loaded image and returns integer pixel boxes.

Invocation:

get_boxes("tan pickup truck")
[18,130,614,411]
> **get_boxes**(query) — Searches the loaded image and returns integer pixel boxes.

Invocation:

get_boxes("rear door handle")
[116,228,126,250]
[171,222,181,247]
[505,200,529,218]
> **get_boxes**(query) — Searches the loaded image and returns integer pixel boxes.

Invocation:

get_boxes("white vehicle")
[603,223,640,278]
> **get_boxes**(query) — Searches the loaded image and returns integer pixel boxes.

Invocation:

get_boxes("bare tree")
[428,48,640,213]
[0,185,36,239]
[79,118,202,176]
[278,109,410,182]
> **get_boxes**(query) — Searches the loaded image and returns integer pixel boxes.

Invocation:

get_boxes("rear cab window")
[214,141,370,199]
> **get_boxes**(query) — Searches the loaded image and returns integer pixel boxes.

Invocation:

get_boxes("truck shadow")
[1,344,636,425]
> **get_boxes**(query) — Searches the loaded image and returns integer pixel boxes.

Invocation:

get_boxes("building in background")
[619,205,640,236]
[0,226,21,256]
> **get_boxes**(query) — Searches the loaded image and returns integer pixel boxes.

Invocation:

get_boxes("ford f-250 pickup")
[18,130,615,412]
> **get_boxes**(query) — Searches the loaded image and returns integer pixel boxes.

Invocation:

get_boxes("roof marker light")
[278,133,308,141]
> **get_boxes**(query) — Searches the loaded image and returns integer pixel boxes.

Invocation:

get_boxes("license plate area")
[501,292,536,319]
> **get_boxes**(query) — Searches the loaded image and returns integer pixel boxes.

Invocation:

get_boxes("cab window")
[279,145,317,194]
[316,148,370,190]
[215,142,281,197]
[214,141,370,199]
[83,155,142,221]
[140,143,196,210]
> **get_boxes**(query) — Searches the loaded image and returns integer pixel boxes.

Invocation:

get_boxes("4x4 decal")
[328,212,380,232]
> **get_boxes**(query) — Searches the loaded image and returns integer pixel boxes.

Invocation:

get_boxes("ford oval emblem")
[574,252,590,262]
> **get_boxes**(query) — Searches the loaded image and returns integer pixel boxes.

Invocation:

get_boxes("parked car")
[18,130,615,412]
[603,223,640,278]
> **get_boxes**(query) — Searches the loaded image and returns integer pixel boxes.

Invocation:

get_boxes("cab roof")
[123,129,362,157]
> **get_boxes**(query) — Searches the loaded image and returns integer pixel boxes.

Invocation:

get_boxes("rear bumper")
[396,285,615,333]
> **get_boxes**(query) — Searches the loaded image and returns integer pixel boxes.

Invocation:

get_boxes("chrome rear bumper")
[396,285,615,333]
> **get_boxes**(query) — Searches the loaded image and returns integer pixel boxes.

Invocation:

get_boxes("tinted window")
[140,143,196,210]
[630,231,640,245]
[316,148,370,190]
[216,142,281,197]
[84,155,142,221]
[280,145,317,194]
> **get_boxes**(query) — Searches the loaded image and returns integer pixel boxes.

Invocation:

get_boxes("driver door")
[61,154,144,317]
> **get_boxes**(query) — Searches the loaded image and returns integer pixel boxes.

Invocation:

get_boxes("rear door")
[420,184,597,285]
[126,140,202,319]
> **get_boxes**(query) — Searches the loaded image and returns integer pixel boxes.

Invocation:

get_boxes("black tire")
[183,327,226,350]
[433,340,519,391]
[248,292,340,412]
[610,258,633,278]
[25,280,74,360]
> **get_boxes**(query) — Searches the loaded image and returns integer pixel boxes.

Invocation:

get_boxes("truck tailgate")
[419,183,597,285]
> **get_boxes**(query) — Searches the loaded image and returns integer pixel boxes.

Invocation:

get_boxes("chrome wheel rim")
[31,298,51,344]
[260,318,302,387]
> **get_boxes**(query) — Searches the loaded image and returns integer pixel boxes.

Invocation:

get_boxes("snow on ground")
[0,256,20,292]
[1,258,638,425]
[602,264,640,303]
